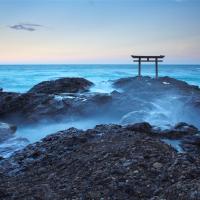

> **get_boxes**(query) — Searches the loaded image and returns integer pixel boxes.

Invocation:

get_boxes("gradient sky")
[0,0,200,64]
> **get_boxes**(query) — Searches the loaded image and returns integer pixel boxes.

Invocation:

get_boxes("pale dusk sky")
[0,0,200,64]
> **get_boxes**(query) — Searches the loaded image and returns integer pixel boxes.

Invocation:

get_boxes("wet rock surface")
[0,123,200,199]
[113,76,200,94]
[158,122,199,139]
[1,76,200,199]
[0,80,111,123]
[28,77,93,94]
[112,76,200,126]
[0,77,200,148]
[0,76,200,126]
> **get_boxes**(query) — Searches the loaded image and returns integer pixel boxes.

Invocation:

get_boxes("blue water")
[0,64,200,157]
[0,64,200,93]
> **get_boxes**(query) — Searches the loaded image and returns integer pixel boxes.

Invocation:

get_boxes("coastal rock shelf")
[1,76,200,199]
[0,76,200,126]
[0,75,200,157]
[0,123,200,199]
[28,77,93,94]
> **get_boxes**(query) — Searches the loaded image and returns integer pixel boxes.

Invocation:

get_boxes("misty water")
[0,64,200,157]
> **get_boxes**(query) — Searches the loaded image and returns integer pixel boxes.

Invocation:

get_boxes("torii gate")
[131,55,165,79]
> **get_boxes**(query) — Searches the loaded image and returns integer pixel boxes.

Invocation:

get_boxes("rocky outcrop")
[1,76,200,126]
[0,78,113,123]
[0,92,112,123]
[0,92,21,116]
[0,123,200,199]
[113,76,200,94]
[0,92,61,123]
[1,76,200,199]
[125,122,152,133]
[159,122,199,139]
[28,77,94,94]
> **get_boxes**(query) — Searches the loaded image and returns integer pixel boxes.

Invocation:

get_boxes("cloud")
[9,23,43,32]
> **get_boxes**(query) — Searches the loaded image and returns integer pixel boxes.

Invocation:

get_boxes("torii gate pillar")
[131,55,165,78]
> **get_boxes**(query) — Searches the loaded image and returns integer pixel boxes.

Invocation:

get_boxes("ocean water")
[0,64,200,157]
[0,64,200,93]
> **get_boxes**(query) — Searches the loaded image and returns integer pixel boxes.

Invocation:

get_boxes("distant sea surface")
[0,64,200,93]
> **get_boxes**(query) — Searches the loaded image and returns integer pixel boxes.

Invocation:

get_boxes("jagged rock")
[0,92,21,116]
[28,77,94,94]
[1,75,200,199]
[90,93,112,104]
[158,76,200,92]
[152,162,163,170]
[181,135,200,154]
[113,76,153,90]
[125,122,152,133]
[0,92,60,122]
[0,124,200,199]
[0,76,200,126]
[113,76,200,94]
[0,90,113,124]
[160,123,199,139]
[182,135,200,145]
[159,179,200,200]
[174,122,198,134]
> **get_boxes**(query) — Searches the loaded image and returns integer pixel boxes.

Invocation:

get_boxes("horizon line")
[0,63,200,66]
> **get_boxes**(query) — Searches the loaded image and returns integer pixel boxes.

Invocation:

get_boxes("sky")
[0,0,200,64]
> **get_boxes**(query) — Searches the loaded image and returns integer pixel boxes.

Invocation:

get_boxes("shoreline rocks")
[0,122,200,199]
[159,122,199,139]
[1,76,200,199]
[28,77,94,94]
[0,76,200,127]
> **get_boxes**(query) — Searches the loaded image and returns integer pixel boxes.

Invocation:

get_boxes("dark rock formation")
[125,122,152,133]
[112,76,200,128]
[159,122,199,139]
[0,92,21,116]
[0,78,112,123]
[28,77,94,94]
[174,122,198,134]
[0,123,200,199]
[181,135,200,154]
[1,76,200,126]
[0,92,110,124]
[1,76,200,199]
[0,92,61,123]
[113,76,200,94]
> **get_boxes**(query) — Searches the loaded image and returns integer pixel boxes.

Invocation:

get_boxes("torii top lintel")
[131,55,165,59]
